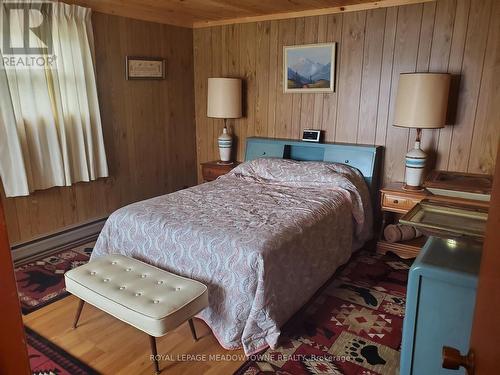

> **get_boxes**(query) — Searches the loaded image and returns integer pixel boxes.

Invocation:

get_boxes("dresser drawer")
[382,194,421,212]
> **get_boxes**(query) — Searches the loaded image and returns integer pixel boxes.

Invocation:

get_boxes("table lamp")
[207,78,242,164]
[394,73,451,190]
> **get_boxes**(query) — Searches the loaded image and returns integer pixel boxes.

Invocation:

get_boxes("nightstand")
[376,182,430,258]
[201,161,241,182]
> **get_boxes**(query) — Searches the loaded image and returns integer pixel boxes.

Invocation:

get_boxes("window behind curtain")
[0,1,108,198]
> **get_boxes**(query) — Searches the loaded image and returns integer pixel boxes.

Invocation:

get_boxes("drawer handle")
[393,199,399,204]
[345,159,349,163]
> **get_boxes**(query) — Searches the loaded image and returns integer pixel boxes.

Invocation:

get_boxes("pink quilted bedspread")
[92,158,372,355]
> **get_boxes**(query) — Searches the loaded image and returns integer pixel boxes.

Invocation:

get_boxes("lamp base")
[218,123,232,164]
[217,161,234,166]
[405,139,427,189]
[403,184,425,191]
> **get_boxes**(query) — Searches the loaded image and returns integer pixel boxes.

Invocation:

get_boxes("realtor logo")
[2,1,53,55]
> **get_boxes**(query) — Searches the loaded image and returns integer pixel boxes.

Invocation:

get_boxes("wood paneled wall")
[194,0,500,183]
[1,13,197,244]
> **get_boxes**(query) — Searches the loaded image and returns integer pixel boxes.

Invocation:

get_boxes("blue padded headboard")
[245,137,383,204]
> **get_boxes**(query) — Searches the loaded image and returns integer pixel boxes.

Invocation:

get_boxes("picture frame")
[283,43,336,93]
[126,56,165,80]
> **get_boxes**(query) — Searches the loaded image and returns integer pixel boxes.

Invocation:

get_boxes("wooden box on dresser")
[377,183,430,259]
[201,161,240,182]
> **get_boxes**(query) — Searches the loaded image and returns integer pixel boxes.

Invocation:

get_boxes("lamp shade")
[394,73,451,129]
[207,78,242,119]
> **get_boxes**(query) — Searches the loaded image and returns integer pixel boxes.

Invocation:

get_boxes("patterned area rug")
[26,326,100,375]
[235,250,411,375]
[16,244,93,314]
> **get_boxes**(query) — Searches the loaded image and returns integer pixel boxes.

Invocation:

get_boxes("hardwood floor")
[23,295,245,375]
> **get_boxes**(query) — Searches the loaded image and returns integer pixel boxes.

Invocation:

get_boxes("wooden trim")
[0,200,31,374]
[470,143,500,374]
[11,216,106,263]
[192,0,435,29]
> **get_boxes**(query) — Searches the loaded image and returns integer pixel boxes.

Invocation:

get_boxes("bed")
[92,137,382,355]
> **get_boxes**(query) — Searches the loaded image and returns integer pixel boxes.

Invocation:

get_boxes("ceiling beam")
[63,0,435,29]
[193,0,435,28]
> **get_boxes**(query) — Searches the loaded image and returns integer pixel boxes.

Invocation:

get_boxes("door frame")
[0,198,30,374]
[469,143,500,374]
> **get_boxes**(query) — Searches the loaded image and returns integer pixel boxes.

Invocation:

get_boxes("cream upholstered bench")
[64,254,208,374]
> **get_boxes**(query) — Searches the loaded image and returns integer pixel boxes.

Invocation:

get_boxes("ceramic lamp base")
[405,140,426,189]
[218,125,232,163]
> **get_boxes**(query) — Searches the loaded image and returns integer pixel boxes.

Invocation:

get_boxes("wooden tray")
[400,199,488,240]
[424,170,492,201]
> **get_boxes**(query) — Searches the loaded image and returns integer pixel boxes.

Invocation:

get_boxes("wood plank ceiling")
[65,0,433,28]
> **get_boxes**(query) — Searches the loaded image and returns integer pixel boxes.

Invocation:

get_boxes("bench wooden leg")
[149,335,160,374]
[188,318,198,341]
[72,299,85,329]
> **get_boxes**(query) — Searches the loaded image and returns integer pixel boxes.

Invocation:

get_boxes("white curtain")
[0,2,108,197]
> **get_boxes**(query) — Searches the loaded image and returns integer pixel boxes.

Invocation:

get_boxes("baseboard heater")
[11,217,107,264]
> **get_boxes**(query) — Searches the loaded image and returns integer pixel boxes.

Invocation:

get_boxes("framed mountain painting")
[283,43,336,93]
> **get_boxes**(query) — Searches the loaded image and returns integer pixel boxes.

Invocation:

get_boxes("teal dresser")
[400,237,482,375]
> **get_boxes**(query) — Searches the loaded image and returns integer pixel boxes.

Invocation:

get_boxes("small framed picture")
[126,56,165,80]
[284,43,336,93]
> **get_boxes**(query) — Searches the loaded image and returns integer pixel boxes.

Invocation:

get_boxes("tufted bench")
[64,254,208,374]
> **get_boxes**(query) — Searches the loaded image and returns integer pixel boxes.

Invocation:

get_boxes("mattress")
[92,158,372,355]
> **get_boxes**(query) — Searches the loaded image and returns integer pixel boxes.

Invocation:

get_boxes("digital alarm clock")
[302,129,323,143]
